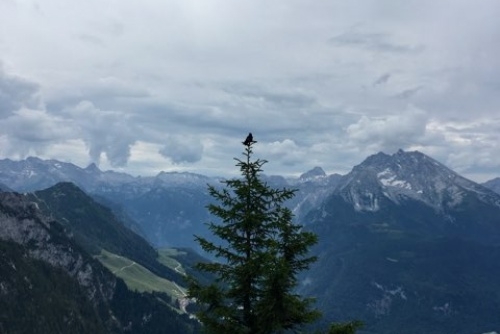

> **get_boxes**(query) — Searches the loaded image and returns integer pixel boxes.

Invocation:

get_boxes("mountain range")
[0,157,342,250]
[1,150,500,333]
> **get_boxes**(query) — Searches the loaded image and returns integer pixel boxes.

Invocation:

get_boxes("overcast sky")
[1,0,499,181]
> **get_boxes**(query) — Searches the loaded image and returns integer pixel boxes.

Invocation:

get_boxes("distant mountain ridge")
[0,156,136,192]
[0,157,341,248]
[0,154,499,247]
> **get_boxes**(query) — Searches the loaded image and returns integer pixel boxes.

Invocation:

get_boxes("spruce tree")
[188,139,320,333]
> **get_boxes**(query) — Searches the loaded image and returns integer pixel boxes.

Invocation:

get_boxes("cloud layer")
[1,0,499,181]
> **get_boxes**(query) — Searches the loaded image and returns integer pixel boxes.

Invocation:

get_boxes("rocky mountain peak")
[85,162,101,174]
[299,167,327,181]
[337,149,500,212]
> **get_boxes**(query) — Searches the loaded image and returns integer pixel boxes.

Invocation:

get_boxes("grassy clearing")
[157,248,187,276]
[96,250,187,300]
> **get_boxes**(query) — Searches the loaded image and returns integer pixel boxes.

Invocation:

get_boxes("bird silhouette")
[243,133,254,146]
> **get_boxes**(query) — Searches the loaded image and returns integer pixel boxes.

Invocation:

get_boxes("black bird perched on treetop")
[243,132,254,146]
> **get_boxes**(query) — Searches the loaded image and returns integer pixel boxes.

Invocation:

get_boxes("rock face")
[0,192,116,303]
[0,192,118,332]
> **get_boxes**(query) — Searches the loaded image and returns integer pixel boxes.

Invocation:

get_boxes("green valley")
[96,249,187,301]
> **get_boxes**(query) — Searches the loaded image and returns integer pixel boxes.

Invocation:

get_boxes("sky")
[0,0,499,181]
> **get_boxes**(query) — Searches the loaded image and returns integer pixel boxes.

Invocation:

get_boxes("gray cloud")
[222,83,317,110]
[394,86,423,100]
[373,73,391,86]
[330,30,423,54]
[0,67,41,117]
[159,135,204,164]
[74,33,106,47]
[67,101,137,167]
[346,107,429,152]
[261,139,306,167]
[0,109,69,143]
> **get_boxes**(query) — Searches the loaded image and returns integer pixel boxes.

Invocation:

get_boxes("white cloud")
[262,139,306,167]
[346,106,429,152]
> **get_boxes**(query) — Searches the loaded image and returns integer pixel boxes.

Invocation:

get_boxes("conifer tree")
[188,139,320,334]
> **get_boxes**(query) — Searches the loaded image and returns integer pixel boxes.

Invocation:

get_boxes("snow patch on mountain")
[368,282,408,317]
[377,168,412,190]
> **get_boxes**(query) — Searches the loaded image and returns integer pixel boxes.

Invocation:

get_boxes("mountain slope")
[0,191,199,333]
[483,177,500,195]
[0,239,110,334]
[301,150,500,334]
[323,149,500,243]
[0,192,116,333]
[303,229,500,334]
[30,183,177,275]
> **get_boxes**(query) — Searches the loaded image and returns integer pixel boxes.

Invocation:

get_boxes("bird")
[243,132,254,146]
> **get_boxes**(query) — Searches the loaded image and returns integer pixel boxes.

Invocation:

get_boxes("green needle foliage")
[327,321,363,334]
[188,140,320,333]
